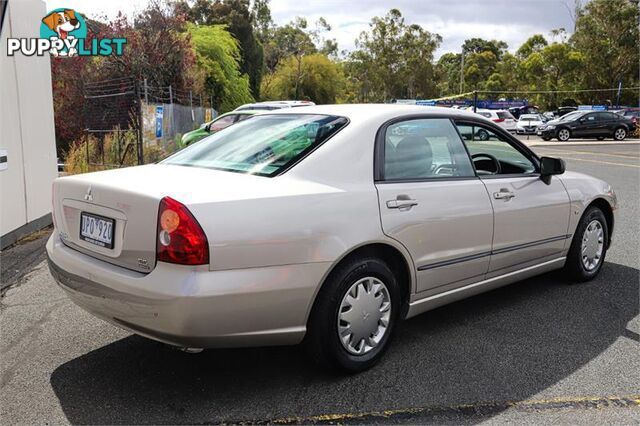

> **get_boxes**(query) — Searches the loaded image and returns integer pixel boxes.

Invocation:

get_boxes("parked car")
[508,105,540,120]
[234,100,315,112]
[516,113,545,135]
[48,105,616,372]
[618,108,640,125]
[474,109,517,132]
[537,110,636,141]
[181,110,259,146]
[556,106,578,117]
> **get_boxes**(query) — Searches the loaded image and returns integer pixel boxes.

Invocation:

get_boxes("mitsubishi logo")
[84,186,93,202]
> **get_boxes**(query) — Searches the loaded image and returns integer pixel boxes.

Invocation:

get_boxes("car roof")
[262,103,492,124]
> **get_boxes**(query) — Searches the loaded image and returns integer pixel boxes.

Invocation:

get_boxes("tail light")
[493,118,505,123]
[156,197,209,265]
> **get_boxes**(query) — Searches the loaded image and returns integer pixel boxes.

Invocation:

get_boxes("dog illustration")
[41,9,80,57]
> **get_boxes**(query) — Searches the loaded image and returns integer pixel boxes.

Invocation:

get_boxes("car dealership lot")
[1,143,638,424]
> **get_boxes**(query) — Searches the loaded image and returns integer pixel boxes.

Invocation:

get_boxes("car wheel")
[305,256,400,372]
[564,206,608,282]
[557,128,571,142]
[477,129,489,141]
[613,127,627,141]
[542,137,551,141]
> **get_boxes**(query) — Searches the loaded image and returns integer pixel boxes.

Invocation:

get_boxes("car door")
[455,121,571,276]
[597,112,615,135]
[573,112,599,137]
[375,117,494,296]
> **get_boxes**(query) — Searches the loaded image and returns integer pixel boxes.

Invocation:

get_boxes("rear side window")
[383,118,475,180]
[163,114,348,177]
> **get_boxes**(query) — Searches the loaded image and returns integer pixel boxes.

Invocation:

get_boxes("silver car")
[47,105,616,372]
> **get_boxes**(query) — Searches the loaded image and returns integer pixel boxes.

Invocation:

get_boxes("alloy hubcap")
[615,129,625,140]
[581,220,604,271]
[337,277,391,355]
[559,129,569,140]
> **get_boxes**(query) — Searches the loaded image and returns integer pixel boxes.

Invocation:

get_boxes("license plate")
[80,212,115,249]
[537,131,542,135]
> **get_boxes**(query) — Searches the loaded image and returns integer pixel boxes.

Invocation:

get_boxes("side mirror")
[540,156,565,177]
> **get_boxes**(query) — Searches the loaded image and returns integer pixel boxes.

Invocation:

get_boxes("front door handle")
[493,189,516,200]
[386,196,418,210]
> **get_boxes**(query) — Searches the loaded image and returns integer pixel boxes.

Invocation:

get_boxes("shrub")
[64,131,175,175]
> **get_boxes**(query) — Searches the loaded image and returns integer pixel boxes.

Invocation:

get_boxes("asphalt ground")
[1,142,639,424]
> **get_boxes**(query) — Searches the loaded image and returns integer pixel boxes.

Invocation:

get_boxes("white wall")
[0,0,58,245]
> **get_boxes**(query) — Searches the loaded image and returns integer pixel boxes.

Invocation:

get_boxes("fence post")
[135,80,144,165]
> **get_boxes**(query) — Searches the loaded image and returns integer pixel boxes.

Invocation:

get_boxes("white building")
[0,0,58,248]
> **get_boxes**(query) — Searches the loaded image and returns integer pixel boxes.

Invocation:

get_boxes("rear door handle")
[493,189,516,200]
[386,198,418,210]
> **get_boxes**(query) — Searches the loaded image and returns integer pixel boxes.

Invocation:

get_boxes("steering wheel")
[471,153,501,175]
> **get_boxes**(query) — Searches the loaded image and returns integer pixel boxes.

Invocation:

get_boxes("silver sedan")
[47,105,616,372]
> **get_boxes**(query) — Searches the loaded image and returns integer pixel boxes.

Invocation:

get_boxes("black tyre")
[597,136,605,141]
[613,127,627,141]
[305,256,401,372]
[477,129,490,141]
[564,206,608,282]
[557,128,571,142]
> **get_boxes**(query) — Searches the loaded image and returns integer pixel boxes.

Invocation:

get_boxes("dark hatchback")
[537,111,636,142]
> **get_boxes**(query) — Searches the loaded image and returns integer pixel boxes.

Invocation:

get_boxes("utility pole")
[473,90,478,113]
[460,49,465,94]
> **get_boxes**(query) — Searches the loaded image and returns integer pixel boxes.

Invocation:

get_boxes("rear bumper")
[46,232,330,348]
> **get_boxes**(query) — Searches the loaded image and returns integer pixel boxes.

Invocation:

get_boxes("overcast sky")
[44,0,578,57]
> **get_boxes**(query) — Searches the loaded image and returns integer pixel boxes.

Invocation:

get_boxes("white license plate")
[80,212,115,249]
[537,131,542,135]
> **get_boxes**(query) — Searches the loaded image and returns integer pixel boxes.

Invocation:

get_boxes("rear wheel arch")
[307,242,414,324]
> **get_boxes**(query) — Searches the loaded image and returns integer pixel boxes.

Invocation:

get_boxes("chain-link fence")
[80,77,216,169]
[141,80,217,149]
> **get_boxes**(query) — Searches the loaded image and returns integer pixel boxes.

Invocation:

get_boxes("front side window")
[383,118,475,180]
[163,114,348,176]
[455,122,536,176]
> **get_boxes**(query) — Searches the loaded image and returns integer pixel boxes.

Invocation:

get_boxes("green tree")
[188,24,254,112]
[571,0,639,105]
[347,9,441,101]
[176,0,264,99]
[261,53,345,104]
[516,34,548,59]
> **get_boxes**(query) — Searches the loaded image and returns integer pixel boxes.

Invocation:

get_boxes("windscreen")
[162,114,349,177]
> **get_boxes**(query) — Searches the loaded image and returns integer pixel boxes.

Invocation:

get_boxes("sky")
[44,0,578,58]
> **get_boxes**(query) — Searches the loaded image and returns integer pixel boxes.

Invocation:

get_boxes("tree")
[571,0,639,105]
[347,9,441,101]
[176,0,264,99]
[188,24,254,111]
[516,34,548,59]
[261,53,345,104]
